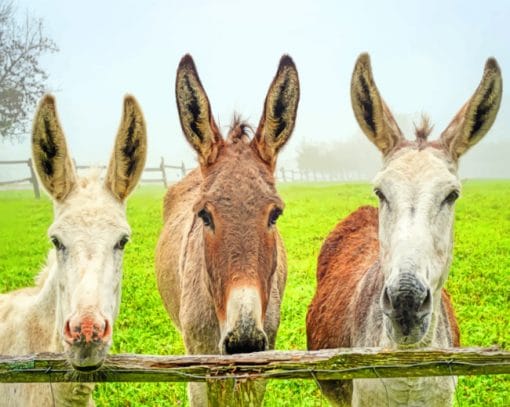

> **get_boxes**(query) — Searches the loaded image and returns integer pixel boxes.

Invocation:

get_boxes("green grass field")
[0,181,509,406]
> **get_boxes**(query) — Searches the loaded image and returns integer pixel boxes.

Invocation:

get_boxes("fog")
[1,0,509,184]
[295,113,510,181]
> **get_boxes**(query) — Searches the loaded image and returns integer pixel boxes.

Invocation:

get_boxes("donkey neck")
[22,251,63,353]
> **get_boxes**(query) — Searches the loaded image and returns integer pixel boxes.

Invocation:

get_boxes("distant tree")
[297,135,380,181]
[0,1,57,142]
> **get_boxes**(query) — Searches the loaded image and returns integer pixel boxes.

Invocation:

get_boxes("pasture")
[0,181,508,406]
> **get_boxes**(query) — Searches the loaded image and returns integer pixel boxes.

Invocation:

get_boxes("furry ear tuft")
[32,94,76,201]
[175,54,222,166]
[253,54,300,169]
[351,53,403,156]
[440,57,503,160]
[105,95,147,201]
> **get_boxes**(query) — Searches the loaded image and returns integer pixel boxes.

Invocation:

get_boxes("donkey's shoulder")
[162,169,202,221]
[317,205,379,283]
[307,206,380,351]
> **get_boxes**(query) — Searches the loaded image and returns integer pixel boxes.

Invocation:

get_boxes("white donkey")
[307,55,502,406]
[0,94,147,406]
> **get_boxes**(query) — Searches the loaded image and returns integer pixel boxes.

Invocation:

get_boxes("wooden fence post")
[160,157,168,188]
[27,159,40,199]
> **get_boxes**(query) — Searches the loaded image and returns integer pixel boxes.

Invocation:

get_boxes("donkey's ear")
[32,94,76,202]
[253,55,300,169]
[351,53,403,156]
[440,58,502,160]
[105,95,147,202]
[175,54,222,166]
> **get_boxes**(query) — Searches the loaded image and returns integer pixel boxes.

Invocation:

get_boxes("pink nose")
[63,316,111,345]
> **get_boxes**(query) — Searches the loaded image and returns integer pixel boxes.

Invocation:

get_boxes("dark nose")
[381,273,431,335]
[223,329,268,354]
[221,315,268,354]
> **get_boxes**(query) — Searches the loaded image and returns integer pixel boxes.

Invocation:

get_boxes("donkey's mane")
[414,114,434,146]
[77,168,103,189]
[226,115,253,144]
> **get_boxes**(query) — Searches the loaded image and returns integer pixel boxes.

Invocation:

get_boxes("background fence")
[0,158,351,199]
[0,159,41,198]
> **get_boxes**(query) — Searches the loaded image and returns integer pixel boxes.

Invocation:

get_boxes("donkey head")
[32,95,147,370]
[175,54,299,354]
[351,54,502,345]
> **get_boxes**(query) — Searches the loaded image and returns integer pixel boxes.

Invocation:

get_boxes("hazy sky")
[1,0,509,176]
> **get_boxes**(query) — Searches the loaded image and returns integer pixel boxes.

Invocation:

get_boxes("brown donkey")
[307,54,502,406]
[155,54,299,406]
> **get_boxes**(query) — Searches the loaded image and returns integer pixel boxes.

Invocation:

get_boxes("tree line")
[296,135,510,180]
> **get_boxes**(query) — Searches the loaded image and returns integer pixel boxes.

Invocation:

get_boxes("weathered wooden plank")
[0,177,31,185]
[0,160,28,164]
[74,165,107,170]
[0,348,508,383]
[140,179,164,183]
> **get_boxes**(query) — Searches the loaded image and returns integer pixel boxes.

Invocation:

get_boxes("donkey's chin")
[384,314,431,346]
[67,343,109,373]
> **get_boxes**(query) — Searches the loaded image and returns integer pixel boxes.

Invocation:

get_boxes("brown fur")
[308,53,501,407]
[156,54,299,406]
[308,206,380,350]
[307,207,460,405]
[157,134,286,325]
[308,207,460,350]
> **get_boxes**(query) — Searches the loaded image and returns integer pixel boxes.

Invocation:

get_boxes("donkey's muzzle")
[63,315,112,371]
[382,273,431,340]
[221,318,268,354]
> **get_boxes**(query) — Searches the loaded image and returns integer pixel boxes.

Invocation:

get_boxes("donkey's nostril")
[64,317,111,345]
[63,320,75,343]
[223,331,268,355]
[99,319,111,341]
[417,288,432,316]
[381,286,393,315]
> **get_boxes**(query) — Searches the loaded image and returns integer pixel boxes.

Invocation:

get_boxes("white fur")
[0,173,130,406]
[375,149,459,297]
[352,147,459,406]
[222,286,264,338]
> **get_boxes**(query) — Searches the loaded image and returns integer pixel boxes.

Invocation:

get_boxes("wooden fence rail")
[1,158,398,195]
[0,159,40,198]
[75,157,188,188]
[0,347,508,383]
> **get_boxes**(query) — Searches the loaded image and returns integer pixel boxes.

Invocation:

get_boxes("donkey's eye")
[268,208,283,227]
[374,188,387,203]
[115,235,130,250]
[443,190,459,206]
[50,236,65,251]
[198,209,214,228]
